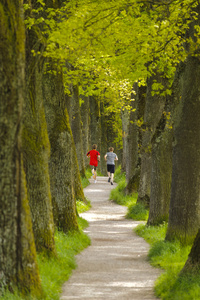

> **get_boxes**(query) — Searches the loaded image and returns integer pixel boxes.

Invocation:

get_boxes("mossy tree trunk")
[43,66,79,231]
[147,63,184,226]
[22,8,55,253]
[70,84,86,177]
[166,5,200,244]
[89,95,101,150]
[126,85,146,194]
[182,228,200,273]
[121,106,129,174]
[80,94,90,168]
[137,74,166,207]
[0,1,41,293]
[147,121,173,225]
[72,139,87,203]
[166,58,200,244]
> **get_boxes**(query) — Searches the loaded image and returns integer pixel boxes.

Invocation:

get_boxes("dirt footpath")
[61,176,161,300]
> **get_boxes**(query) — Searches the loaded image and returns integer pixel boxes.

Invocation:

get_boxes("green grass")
[0,217,90,300]
[113,165,126,183]
[126,202,149,221]
[76,199,91,213]
[110,166,148,221]
[81,168,92,188]
[135,223,200,300]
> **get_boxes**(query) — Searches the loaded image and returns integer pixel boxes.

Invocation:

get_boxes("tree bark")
[121,107,129,174]
[166,56,200,244]
[147,63,184,226]
[43,66,79,231]
[126,84,146,194]
[182,228,200,273]
[89,95,101,147]
[22,10,55,253]
[100,101,108,175]
[80,94,90,167]
[70,85,86,177]
[0,1,41,293]
[137,74,166,207]
[147,122,173,225]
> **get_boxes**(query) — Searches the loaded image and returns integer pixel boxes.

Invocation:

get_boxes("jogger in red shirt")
[87,144,100,183]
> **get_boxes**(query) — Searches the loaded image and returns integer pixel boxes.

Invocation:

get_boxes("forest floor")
[60,176,161,300]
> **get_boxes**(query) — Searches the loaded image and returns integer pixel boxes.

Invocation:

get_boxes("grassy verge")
[135,223,200,300]
[110,166,148,221]
[0,217,90,300]
[76,199,91,213]
[81,168,92,188]
[110,166,200,299]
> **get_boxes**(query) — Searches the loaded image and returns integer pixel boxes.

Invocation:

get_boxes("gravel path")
[61,176,161,300]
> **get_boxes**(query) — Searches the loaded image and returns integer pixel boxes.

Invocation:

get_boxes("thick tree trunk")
[182,228,200,272]
[22,19,55,253]
[0,1,41,293]
[147,124,173,225]
[43,67,79,231]
[70,85,86,177]
[126,85,146,194]
[166,55,200,244]
[147,63,184,226]
[137,75,166,207]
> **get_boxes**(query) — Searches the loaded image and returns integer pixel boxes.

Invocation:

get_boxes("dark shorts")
[90,165,97,171]
[107,164,115,173]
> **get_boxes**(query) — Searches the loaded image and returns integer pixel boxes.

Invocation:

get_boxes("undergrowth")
[0,217,90,300]
[76,199,91,213]
[135,223,200,300]
[113,168,200,299]
[81,168,92,188]
[110,166,148,220]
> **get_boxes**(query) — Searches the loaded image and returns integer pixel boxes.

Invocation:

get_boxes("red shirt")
[87,149,100,167]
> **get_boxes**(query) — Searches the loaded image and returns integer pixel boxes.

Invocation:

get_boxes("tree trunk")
[182,228,200,273]
[43,67,79,231]
[72,139,87,203]
[147,63,184,226]
[137,74,166,207]
[89,95,101,148]
[121,107,129,174]
[70,85,86,177]
[166,56,200,244]
[0,1,41,293]
[100,101,108,175]
[147,123,173,225]
[22,18,55,253]
[80,94,90,167]
[126,84,146,194]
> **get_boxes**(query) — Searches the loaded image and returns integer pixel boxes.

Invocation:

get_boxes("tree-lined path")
[61,177,161,300]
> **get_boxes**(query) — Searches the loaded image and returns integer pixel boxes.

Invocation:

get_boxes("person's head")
[92,144,97,149]
[109,147,114,152]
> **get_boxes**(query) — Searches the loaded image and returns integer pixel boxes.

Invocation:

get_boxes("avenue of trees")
[1,0,200,296]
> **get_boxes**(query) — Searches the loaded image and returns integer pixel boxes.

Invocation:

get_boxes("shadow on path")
[61,176,161,300]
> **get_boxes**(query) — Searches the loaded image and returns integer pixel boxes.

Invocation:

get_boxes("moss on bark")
[0,1,41,294]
